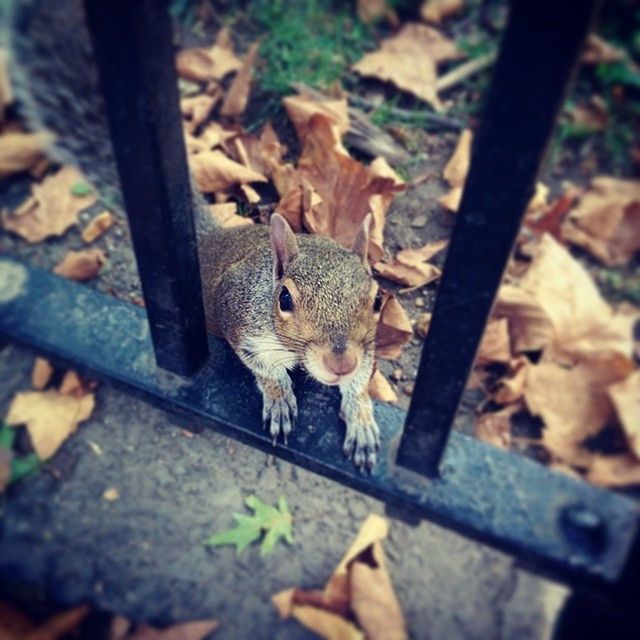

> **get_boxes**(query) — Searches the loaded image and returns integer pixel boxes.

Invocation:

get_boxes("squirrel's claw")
[261,384,297,446]
[342,414,380,472]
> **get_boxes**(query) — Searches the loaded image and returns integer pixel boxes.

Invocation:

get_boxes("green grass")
[249,0,373,95]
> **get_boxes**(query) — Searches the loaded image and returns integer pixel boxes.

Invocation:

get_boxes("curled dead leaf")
[368,369,398,403]
[374,239,446,289]
[209,203,253,228]
[608,371,640,459]
[475,318,511,365]
[586,454,640,488]
[420,0,464,23]
[560,176,640,266]
[82,210,114,243]
[443,128,472,188]
[176,29,242,83]
[0,131,50,179]
[492,356,528,404]
[220,42,259,117]
[181,93,221,133]
[6,390,95,460]
[190,150,267,193]
[53,249,106,281]
[376,295,413,359]
[352,23,461,110]
[2,166,97,243]
[474,405,518,450]
[581,33,626,65]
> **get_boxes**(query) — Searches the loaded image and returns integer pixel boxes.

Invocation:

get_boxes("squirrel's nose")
[322,352,357,377]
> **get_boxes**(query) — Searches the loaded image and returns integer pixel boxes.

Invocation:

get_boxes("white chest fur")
[238,333,300,377]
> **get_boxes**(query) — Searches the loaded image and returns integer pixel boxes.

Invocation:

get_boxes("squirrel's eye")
[373,291,383,313]
[279,286,294,312]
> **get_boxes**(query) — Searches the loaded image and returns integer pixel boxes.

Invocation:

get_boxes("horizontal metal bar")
[83,0,209,376]
[0,257,638,596]
[400,0,598,477]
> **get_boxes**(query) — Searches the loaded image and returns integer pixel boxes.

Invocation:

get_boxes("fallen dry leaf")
[492,356,528,404]
[209,203,253,228]
[475,318,511,365]
[375,294,413,359]
[82,210,114,243]
[3,166,97,243]
[273,514,406,640]
[220,42,259,117]
[0,131,50,179]
[279,115,403,262]
[474,406,516,450]
[190,150,267,193]
[524,183,581,240]
[608,371,640,459]
[175,28,242,83]
[560,176,640,266]
[443,128,472,188]
[6,390,95,460]
[414,312,431,338]
[58,370,95,398]
[31,357,54,390]
[420,0,464,23]
[374,238,446,289]
[191,122,238,154]
[566,97,608,133]
[181,93,221,133]
[586,454,640,488]
[368,369,398,403]
[357,0,396,24]
[581,33,626,65]
[352,22,461,110]
[53,249,106,281]
[524,353,633,466]
[283,94,349,152]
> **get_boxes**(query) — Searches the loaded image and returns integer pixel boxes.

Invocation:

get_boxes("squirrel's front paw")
[261,383,297,444]
[342,411,380,471]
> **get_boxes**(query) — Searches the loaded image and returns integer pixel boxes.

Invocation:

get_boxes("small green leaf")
[9,454,41,484]
[204,494,294,555]
[0,422,15,450]
[71,182,94,197]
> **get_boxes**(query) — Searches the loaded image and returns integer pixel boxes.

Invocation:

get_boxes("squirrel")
[6,0,383,469]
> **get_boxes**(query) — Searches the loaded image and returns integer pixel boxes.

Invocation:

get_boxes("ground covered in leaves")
[0,0,639,637]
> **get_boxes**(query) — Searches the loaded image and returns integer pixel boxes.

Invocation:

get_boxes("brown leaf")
[82,210,115,243]
[0,131,50,178]
[438,185,462,212]
[350,541,407,640]
[476,318,511,365]
[0,599,36,638]
[176,29,242,83]
[581,34,626,65]
[284,115,403,261]
[374,238,446,288]
[220,42,259,117]
[357,0,397,24]
[524,184,581,239]
[352,23,461,110]
[368,369,398,403]
[283,94,349,152]
[53,249,106,281]
[608,371,640,459]
[59,370,95,398]
[32,357,54,390]
[524,354,633,466]
[375,295,413,359]
[6,390,95,460]
[208,203,253,228]
[443,128,472,188]
[474,406,517,450]
[492,356,528,404]
[190,150,267,193]
[189,122,238,154]
[420,0,464,23]
[517,234,634,363]
[414,312,431,338]
[560,177,640,266]
[586,454,640,488]
[3,166,97,243]
[181,94,221,133]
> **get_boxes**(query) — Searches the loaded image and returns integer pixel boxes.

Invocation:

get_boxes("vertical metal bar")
[397,0,599,476]
[83,0,209,376]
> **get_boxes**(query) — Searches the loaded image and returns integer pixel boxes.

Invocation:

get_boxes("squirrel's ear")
[351,213,372,272]
[270,213,300,279]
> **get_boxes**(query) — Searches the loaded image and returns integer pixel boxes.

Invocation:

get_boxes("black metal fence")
[1,0,639,632]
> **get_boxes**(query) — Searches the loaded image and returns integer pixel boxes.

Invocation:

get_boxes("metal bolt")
[559,503,608,556]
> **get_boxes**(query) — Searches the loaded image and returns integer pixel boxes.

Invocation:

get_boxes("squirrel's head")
[270,213,380,387]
